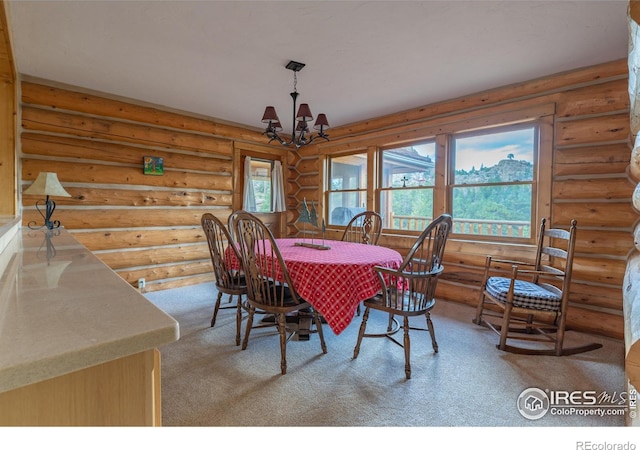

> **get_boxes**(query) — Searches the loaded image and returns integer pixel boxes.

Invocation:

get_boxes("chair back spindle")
[342,211,383,245]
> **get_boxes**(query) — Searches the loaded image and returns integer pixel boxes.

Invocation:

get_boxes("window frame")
[247,157,275,213]
[320,103,553,244]
[325,151,369,227]
[377,139,437,235]
[447,121,540,243]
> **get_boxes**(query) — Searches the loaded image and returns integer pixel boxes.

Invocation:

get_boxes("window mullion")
[435,133,448,217]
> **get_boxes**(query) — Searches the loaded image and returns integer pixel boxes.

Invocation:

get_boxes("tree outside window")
[451,124,536,238]
[249,158,273,213]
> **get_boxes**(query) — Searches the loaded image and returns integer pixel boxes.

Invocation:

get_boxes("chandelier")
[261,60,329,149]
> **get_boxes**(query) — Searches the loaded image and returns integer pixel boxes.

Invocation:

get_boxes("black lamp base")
[28,196,62,230]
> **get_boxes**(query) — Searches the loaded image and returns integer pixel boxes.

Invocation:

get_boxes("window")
[450,124,537,238]
[323,105,550,242]
[247,158,273,213]
[379,141,436,230]
[326,153,368,225]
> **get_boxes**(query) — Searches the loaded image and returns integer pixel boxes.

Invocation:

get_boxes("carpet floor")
[146,282,628,429]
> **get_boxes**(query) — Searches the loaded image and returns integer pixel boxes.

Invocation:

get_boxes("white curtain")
[243,156,256,212]
[272,160,286,212]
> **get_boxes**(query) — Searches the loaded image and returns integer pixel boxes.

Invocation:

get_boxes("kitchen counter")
[0,226,180,425]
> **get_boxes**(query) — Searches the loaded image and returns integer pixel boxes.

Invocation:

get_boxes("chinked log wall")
[18,60,632,339]
[19,79,282,292]
[292,59,632,341]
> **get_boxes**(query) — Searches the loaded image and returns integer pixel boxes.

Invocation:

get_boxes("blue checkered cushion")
[486,276,561,311]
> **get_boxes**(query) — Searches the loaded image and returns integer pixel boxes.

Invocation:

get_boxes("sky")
[454,126,535,172]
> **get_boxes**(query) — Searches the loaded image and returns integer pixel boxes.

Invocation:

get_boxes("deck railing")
[389,214,530,237]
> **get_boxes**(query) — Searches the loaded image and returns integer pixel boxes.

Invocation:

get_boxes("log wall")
[293,59,631,340]
[19,79,280,292]
[13,60,632,339]
[0,0,15,216]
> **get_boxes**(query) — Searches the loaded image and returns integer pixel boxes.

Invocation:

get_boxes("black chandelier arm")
[263,125,329,148]
[306,132,330,145]
[263,125,288,146]
[297,126,308,146]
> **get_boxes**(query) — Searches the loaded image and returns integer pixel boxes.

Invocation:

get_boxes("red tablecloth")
[271,238,402,335]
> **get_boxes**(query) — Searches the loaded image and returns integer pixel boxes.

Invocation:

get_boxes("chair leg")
[313,311,327,354]
[403,316,411,380]
[387,313,395,332]
[555,312,567,356]
[474,259,491,326]
[235,296,243,346]
[242,306,255,350]
[353,307,370,359]
[210,291,223,327]
[426,312,438,353]
[498,301,514,351]
[278,313,287,375]
[474,292,486,326]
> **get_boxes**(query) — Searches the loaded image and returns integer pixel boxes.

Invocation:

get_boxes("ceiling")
[5,0,631,135]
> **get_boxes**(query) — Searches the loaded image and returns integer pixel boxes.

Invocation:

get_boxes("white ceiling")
[5,0,631,135]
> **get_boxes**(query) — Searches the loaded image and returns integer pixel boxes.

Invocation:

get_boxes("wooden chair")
[227,209,247,241]
[201,213,247,346]
[473,218,602,356]
[353,214,452,379]
[341,211,382,245]
[342,210,383,315]
[232,211,327,374]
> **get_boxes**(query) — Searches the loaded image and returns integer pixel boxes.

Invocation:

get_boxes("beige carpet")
[147,282,626,428]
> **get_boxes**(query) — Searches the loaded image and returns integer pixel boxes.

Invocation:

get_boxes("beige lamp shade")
[23,172,71,197]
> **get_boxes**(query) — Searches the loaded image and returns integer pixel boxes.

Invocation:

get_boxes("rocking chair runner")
[473,218,602,356]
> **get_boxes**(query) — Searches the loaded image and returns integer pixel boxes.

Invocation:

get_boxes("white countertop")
[0,216,20,256]
[0,227,180,393]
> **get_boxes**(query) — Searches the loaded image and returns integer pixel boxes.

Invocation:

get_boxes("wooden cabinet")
[0,225,179,426]
[0,349,161,426]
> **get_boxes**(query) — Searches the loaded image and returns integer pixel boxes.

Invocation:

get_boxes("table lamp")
[23,172,72,230]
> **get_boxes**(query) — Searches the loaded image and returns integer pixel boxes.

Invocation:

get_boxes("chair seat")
[273,284,300,308]
[217,273,247,293]
[231,273,247,290]
[247,282,302,309]
[365,289,436,314]
[486,276,561,311]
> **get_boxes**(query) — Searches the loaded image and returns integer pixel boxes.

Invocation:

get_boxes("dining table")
[249,237,403,336]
